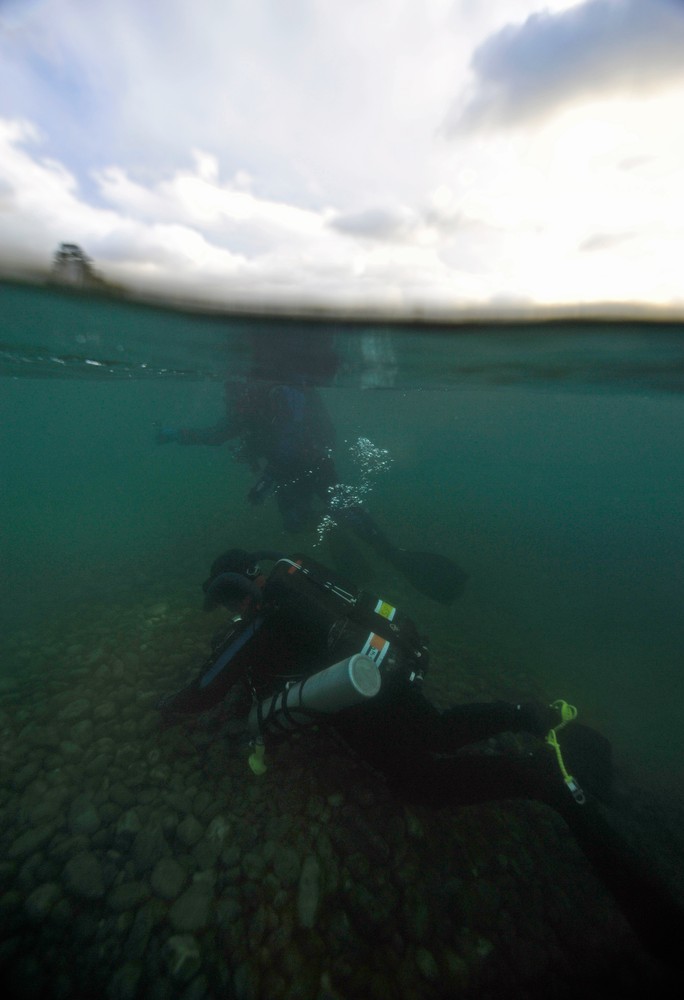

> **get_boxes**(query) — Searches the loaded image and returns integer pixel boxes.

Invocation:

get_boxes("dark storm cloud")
[447,0,684,133]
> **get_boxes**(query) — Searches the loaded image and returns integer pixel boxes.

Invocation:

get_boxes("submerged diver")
[158,546,684,974]
[155,332,467,604]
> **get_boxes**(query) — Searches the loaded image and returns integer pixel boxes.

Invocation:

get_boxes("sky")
[1,0,683,315]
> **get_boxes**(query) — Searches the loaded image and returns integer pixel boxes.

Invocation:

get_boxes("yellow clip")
[545,700,585,804]
[248,739,268,776]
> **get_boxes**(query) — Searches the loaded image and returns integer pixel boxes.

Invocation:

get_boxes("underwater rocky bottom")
[0,595,682,1000]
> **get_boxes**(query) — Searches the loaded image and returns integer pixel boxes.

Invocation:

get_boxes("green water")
[2,306,683,782]
[1,281,684,996]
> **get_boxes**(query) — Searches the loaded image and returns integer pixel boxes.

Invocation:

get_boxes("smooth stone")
[8,824,57,860]
[177,815,203,849]
[68,795,100,836]
[272,845,300,886]
[132,825,168,874]
[105,961,142,1000]
[168,888,213,933]
[165,934,201,982]
[71,719,94,742]
[58,699,91,722]
[297,855,321,929]
[107,882,149,912]
[151,857,187,900]
[63,852,105,900]
[93,701,117,720]
[24,883,61,921]
[115,809,142,839]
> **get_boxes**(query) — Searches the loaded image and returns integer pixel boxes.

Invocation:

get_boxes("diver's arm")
[175,415,238,446]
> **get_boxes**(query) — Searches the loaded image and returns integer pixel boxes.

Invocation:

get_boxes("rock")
[125,901,165,960]
[177,815,204,848]
[8,824,57,859]
[168,887,213,933]
[27,785,69,827]
[165,934,201,983]
[272,845,300,887]
[109,783,137,809]
[297,855,321,929]
[63,852,105,900]
[151,857,187,900]
[132,824,168,874]
[68,795,100,835]
[215,894,241,932]
[415,947,439,981]
[71,719,94,743]
[205,815,231,847]
[115,809,142,840]
[107,882,149,912]
[106,961,142,1000]
[12,760,41,789]
[58,699,91,722]
[93,701,117,721]
[24,883,61,921]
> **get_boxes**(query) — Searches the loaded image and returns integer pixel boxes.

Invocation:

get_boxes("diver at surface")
[157,547,684,975]
[155,331,467,604]
[156,326,468,604]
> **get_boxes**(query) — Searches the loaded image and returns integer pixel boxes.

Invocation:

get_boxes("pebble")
[151,857,187,900]
[297,855,321,929]
[168,887,213,933]
[68,795,100,835]
[58,698,91,722]
[177,814,204,848]
[24,882,61,921]
[107,881,149,912]
[63,852,105,900]
[165,934,201,982]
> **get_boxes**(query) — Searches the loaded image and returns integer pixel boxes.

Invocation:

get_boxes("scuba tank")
[248,653,381,736]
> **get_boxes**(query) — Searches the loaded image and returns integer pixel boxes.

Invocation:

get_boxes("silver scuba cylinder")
[248,653,381,736]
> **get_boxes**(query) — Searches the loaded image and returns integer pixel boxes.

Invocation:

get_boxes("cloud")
[329,206,417,242]
[447,0,684,132]
[578,231,636,252]
[329,201,478,244]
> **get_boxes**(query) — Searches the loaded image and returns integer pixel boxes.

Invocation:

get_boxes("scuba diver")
[155,331,467,604]
[158,547,684,976]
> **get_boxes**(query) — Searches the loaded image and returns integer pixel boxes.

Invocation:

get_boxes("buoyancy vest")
[261,554,429,690]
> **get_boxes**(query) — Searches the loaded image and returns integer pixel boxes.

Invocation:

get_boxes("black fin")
[388,549,468,604]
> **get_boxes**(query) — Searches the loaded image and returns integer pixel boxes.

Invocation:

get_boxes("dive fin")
[387,548,468,604]
[326,525,375,583]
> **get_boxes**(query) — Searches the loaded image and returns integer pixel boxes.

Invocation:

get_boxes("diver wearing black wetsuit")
[157,380,467,603]
[159,548,684,973]
[158,380,337,532]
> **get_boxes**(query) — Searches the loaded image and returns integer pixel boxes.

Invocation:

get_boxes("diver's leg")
[276,480,314,533]
[335,504,399,561]
[431,701,558,749]
[402,750,684,973]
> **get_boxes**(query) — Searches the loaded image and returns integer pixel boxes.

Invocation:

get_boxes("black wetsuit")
[161,554,684,971]
[176,382,338,532]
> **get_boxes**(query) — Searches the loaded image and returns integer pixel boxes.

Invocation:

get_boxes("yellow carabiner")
[248,738,268,776]
[545,700,585,804]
